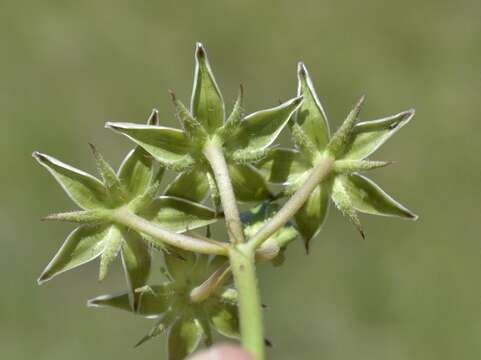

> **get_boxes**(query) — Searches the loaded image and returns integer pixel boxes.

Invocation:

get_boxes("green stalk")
[229,245,265,360]
[248,156,333,251]
[203,142,245,244]
[112,207,228,256]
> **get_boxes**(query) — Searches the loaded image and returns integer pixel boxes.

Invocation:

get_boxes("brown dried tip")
[303,240,310,255]
[297,61,307,77]
[196,42,205,58]
[239,83,244,97]
[88,142,99,155]
[168,89,177,102]
[358,228,366,240]
[147,109,159,125]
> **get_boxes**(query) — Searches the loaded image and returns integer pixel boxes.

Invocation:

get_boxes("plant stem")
[229,245,265,360]
[248,156,333,251]
[203,142,245,244]
[112,207,228,256]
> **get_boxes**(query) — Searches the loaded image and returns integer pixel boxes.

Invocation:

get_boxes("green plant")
[34,43,417,360]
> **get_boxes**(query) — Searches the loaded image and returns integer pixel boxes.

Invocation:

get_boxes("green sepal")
[225,96,303,156]
[295,62,330,151]
[207,300,240,339]
[87,284,173,316]
[38,224,110,284]
[164,249,196,283]
[338,174,418,220]
[98,225,123,281]
[135,311,177,347]
[168,317,203,360]
[105,123,195,172]
[170,91,208,144]
[33,152,109,210]
[164,168,209,203]
[118,147,154,201]
[42,209,107,224]
[89,144,124,201]
[333,159,392,174]
[327,96,365,157]
[294,184,330,252]
[342,109,415,160]
[191,43,225,134]
[290,122,319,161]
[256,148,311,185]
[217,85,244,141]
[140,196,218,234]
[231,146,272,165]
[121,230,152,310]
[331,177,365,239]
[228,163,273,202]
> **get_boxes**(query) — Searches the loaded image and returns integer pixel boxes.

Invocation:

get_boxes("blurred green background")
[1,0,480,359]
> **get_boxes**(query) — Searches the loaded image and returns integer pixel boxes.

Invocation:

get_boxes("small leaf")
[327,96,365,157]
[106,123,195,171]
[294,184,330,251]
[331,177,365,239]
[121,229,151,309]
[33,152,109,210]
[168,317,203,360]
[140,196,218,234]
[256,148,311,185]
[164,168,209,203]
[226,96,303,155]
[228,163,273,202]
[208,301,240,339]
[99,225,123,281]
[295,62,330,151]
[118,147,154,200]
[338,174,418,219]
[191,43,225,133]
[38,225,109,284]
[342,109,415,160]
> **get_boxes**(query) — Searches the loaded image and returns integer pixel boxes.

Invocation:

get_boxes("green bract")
[258,63,417,251]
[88,252,239,360]
[34,110,217,308]
[106,43,302,205]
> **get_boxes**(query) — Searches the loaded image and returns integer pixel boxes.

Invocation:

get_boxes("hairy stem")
[203,142,245,244]
[229,245,265,360]
[112,207,228,255]
[248,156,333,251]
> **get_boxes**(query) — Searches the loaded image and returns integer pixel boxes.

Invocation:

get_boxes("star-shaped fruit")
[88,251,239,360]
[34,110,218,307]
[106,43,302,207]
[258,63,418,251]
